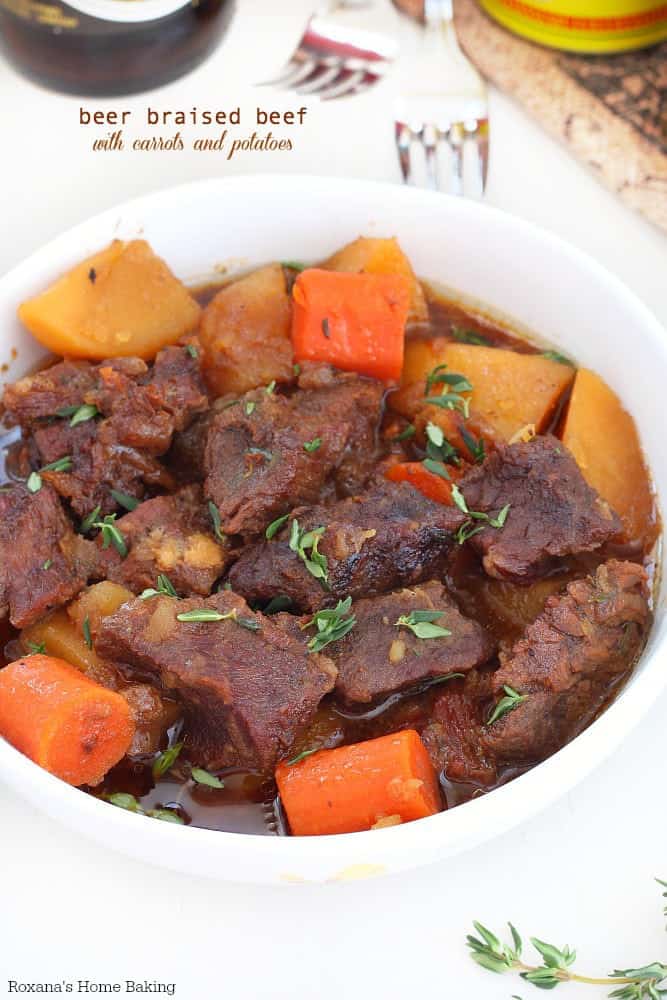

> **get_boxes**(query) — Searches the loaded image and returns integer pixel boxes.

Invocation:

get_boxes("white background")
[1,2,666,997]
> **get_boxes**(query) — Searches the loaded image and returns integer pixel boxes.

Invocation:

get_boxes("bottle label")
[0,0,191,24]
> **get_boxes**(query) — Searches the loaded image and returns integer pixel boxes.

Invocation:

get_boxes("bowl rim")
[1,173,665,879]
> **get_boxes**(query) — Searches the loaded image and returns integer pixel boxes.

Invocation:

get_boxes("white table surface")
[1,3,666,997]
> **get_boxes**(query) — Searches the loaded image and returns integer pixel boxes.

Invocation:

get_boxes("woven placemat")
[393,0,667,233]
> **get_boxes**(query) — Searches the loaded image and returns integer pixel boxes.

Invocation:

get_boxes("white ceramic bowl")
[0,175,664,885]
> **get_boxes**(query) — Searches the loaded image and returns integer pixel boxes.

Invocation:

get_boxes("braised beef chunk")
[95,591,337,771]
[228,481,466,612]
[459,435,621,581]
[204,368,383,536]
[0,484,97,627]
[332,581,495,704]
[420,674,497,786]
[481,560,650,763]
[1,360,98,425]
[3,346,208,517]
[97,485,230,597]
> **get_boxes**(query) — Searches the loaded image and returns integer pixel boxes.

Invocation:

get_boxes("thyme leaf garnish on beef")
[26,640,46,655]
[301,597,356,652]
[425,421,458,467]
[303,437,322,453]
[92,513,128,557]
[486,684,527,726]
[265,513,289,540]
[80,505,101,534]
[190,767,224,789]
[460,426,486,463]
[152,741,183,780]
[281,261,306,273]
[185,343,199,360]
[451,484,510,545]
[56,403,99,427]
[208,500,225,542]
[42,559,52,571]
[467,880,667,995]
[26,455,73,494]
[110,489,139,512]
[289,520,328,583]
[423,459,451,480]
[245,401,256,416]
[394,610,452,640]
[265,379,276,395]
[176,607,260,631]
[140,574,178,600]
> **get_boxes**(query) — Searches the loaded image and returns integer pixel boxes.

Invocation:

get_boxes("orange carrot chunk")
[0,654,134,787]
[275,729,442,836]
[291,269,410,382]
[385,461,455,505]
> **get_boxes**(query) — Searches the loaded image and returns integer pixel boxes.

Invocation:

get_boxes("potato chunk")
[18,240,201,361]
[21,608,118,687]
[199,263,293,396]
[323,237,428,326]
[392,339,574,442]
[561,368,655,547]
[67,581,135,641]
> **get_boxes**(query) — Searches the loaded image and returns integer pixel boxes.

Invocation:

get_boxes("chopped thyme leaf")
[541,349,574,366]
[265,513,289,540]
[451,325,491,346]
[190,767,225,789]
[140,574,178,600]
[395,609,452,640]
[431,672,464,685]
[265,380,276,395]
[286,748,320,766]
[26,455,73,494]
[487,685,527,726]
[80,505,101,534]
[110,489,139,512]
[460,426,486,464]
[289,520,328,583]
[393,424,415,442]
[152,741,183,780]
[92,513,127,558]
[282,261,307,273]
[301,597,356,652]
[26,472,42,493]
[177,608,236,623]
[245,401,256,416]
[106,792,142,813]
[321,317,331,339]
[425,421,458,466]
[148,807,185,825]
[451,484,510,545]
[66,403,99,428]
[423,458,451,480]
[263,595,293,614]
[303,437,322,453]
[293,363,301,376]
[82,615,93,650]
[42,558,53,571]
[186,344,199,360]
[208,500,225,542]
[26,640,46,655]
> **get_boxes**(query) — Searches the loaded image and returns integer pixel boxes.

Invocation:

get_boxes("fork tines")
[395,116,489,197]
[261,15,398,101]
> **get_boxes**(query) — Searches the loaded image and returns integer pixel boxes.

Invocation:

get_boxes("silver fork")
[260,1,398,101]
[394,0,489,196]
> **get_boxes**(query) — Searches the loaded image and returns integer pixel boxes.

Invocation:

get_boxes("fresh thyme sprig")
[395,609,452,640]
[26,455,73,494]
[140,574,178,600]
[487,684,527,726]
[289,520,328,583]
[424,364,473,418]
[301,597,356,652]
[451,483,510,545]
[92,513,128,557]
[467,883,667,998]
